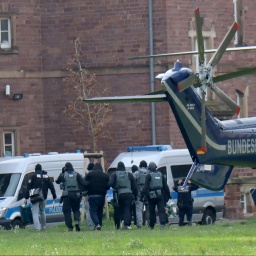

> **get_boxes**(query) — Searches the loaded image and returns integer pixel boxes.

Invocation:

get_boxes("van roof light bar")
[48,152,59,155]
[23,153,42,157]
[127,145,171,152]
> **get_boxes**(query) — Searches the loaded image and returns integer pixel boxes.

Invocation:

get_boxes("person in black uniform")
[84,163,109,230]
[172,179,199,226]
[24,164,57,231]
[56,162,88,232]
[131,165,138,226]
[140,162,171,230]
[108,161,138,230]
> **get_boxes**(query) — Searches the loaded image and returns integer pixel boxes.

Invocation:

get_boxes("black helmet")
[139,160,147,168]
[148,162,157,171]
[117,161,125,170]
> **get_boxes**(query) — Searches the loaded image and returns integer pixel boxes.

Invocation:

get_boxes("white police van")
[0,152,89,229]
[107,145,225,225]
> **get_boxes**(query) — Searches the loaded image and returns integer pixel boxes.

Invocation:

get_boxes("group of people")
[24,161,109,232]
[24,160,199,232]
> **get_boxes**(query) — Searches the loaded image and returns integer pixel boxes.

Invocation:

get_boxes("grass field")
[0,218,256,255]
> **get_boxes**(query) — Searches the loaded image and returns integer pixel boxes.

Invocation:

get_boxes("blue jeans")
[31,200,46,230]
[88,195,105,227]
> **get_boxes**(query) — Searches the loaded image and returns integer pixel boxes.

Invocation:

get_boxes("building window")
[3,132,15,156]
[240,193,247,214]
[192,37,212,99]
[189,17,215,101]
[236,89,248,118]
[0,18,11,49]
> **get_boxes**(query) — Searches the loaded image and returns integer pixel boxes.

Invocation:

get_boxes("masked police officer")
[173,179,199,226]
[133,160,148,228]
[108,161,138,230]
[141,162,171,230]
[56,162,88,232]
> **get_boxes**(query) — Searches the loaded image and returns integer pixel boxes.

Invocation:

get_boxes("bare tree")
[64,37,112,152]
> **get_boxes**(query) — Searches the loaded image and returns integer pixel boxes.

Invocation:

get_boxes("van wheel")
[11,219,24,229]
[202,209,215,225]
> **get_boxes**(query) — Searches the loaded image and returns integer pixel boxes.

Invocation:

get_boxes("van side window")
[0,173,21,197]
[171,165,192,184]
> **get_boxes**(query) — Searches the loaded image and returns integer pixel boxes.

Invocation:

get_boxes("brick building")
[0,0,255,218]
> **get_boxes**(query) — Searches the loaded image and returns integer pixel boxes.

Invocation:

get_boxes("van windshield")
[0,173,21,197]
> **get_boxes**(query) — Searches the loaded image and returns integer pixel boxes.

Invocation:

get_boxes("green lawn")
[0,218,256,255]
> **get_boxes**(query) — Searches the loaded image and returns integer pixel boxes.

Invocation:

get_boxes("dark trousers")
[131,201,136,225]
[148,197,166,228]
[62,193,81,229]
[113,204,121,229]
[178,203,193,226]
[88,195,105,227]
[118,193,133,227]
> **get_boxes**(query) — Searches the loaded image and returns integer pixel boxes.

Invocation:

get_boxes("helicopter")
[84,8,256,191]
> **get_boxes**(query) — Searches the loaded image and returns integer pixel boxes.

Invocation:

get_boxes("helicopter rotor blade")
[213,66,256,83]
[211,84,240,115]
[195,8,205,64]
[127,46,256,60]
[208,22,238,68]
[178,74,200,92]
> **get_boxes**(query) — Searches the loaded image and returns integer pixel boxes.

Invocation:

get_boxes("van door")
[18,172,34,201]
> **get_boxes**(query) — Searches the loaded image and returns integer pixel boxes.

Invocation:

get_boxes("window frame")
[3,131,15,156]
[236,89,248,119]
[0,17,11,49]
[0,13,18,53]
[240,193,247,214]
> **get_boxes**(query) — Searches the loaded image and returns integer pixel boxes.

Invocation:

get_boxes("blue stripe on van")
[4,205,20,219]
[171,189,224,199]
[4,199,63,219]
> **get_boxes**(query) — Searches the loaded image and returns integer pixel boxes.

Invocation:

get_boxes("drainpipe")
[148,0,156,144]
[233,0,238,45]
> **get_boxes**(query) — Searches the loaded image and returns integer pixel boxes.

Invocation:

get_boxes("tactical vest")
[177,186,193,203]
[116,171,132,195]
[148,172,163,199]
[137,169,148,186]
[64,171,80,192]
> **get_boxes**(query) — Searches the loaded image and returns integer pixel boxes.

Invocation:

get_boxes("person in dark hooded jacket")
[173,179,199,226]
[56,162,88,232]
[24,164,57,231]
[85,163,109,230]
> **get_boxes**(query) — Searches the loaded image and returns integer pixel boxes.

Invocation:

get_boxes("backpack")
[116,171,132,195]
